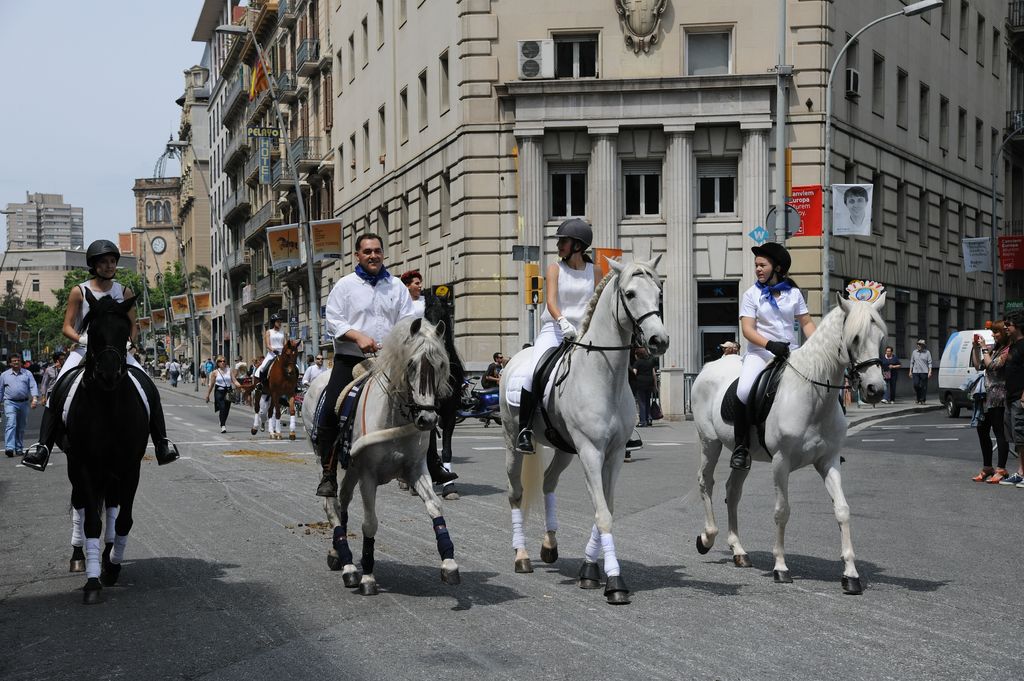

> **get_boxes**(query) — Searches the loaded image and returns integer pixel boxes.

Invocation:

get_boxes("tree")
[190,264,211,291]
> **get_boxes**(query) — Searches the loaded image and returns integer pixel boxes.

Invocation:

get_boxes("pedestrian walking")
[970,323,1011,483]
[999,311,1024,487]
[301,354,327,388]
[0,354,39,457]
[880,346,901,403]
[630,347,658,427]
[205,356,242,433]
[909,339,932,404]
[166,358,181,387]
[401,269,425,318]
[38,351,65,402]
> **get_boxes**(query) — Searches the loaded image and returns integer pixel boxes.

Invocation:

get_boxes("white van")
[938,329,993,418]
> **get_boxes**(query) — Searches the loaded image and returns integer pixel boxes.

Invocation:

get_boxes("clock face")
[151,237,167,255]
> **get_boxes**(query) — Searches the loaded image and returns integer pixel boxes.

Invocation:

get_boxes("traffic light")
[524,263,543,305]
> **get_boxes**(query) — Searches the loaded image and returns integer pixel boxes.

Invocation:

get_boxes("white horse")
[691,293,887,594]
[301,317,457,595]
[500,257,669,605]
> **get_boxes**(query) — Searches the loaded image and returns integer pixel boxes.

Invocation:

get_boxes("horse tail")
[519,446,544,522]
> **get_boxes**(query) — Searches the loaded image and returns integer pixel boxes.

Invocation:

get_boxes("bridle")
[568,268,662,354]
[377,354,440,421]
[88,341,128,390]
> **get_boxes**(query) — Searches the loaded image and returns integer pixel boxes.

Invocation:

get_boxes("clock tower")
[130,177,181,286]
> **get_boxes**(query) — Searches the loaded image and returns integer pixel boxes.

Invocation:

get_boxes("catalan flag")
[249,57,269,101]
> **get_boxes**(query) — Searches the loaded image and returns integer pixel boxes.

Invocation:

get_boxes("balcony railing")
[277,70,298,102]
[220,66,250,127]
[245,200,282,241]
[290,136,321,171]
[1008,110,1024,133]
[270,159,286,190]
[227,248,251,273]
[243,152,260,184]
[278,0,297,27]
[242,284,255,306]
[296,39,320,76]
[1010,1,1024,31]
[223,187,251,223]
[222,134,249,173]
[254,273,282,302]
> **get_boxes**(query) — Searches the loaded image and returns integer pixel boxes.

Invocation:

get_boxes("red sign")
[999,235,1024,271]
[787,185,823,238]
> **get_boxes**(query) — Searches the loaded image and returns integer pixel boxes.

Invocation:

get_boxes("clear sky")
[0,0,207,246]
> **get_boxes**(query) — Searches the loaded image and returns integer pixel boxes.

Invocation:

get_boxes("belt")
[7,398,29,402]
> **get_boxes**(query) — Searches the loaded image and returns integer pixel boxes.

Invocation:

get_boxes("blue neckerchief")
[755,279,793,311]
[355,264,391,286]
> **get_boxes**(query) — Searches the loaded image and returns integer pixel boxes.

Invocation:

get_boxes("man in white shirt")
[315,233,457,496]
[302,354,327,388]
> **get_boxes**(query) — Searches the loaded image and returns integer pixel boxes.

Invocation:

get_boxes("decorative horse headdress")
[845,280,885,303]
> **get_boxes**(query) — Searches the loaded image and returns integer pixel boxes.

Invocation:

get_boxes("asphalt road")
[1,384,1019,680]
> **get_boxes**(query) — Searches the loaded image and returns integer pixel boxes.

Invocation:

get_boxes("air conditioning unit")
[517,39,554,80]
[845,68,860,99]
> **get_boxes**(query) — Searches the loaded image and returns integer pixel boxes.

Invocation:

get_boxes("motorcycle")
[455,378,501,426]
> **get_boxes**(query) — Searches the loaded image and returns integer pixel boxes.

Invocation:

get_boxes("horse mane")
[578,271,615,337]
[80,293,128,331]
[370,317,453,399]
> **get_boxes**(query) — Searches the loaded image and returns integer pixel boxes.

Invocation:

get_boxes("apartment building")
[176,64,213,289]
[0,248,137,308]
[4,192,84,251]
[327,0,1009,417]
[1004,2,1024,302]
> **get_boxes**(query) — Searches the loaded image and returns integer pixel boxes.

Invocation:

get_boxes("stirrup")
[316,474,338,497]
[21,443,51,472]
[515,429,535,454]
[155,439,179,466]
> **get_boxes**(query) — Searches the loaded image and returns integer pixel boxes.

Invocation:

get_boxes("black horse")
[423,286,464,499]
[65,291,150,603]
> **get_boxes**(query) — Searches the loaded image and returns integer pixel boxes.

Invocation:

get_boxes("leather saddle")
[530,343,576,454]
[720,360,787,452]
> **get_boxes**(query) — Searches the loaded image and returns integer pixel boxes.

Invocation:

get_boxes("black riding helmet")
[86,239,121,277]
[268,314,282,326]
[750,241,792,277]
[553,218,593,258]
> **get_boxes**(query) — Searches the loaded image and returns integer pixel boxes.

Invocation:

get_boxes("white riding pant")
[51,346,145,405]
[736,351,771,405]
[521,321,563,393]
[257,351,278,378]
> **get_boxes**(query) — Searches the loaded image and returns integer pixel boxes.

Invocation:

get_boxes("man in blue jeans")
[908,339,932,404]
[0,354,39,457]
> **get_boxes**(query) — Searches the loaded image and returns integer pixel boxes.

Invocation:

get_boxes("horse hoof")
[733,554,753,568]
[578,561,601,589]
[514,558,533,574]
[695,535,712,555]
[100,563,121,587]
[342,571,361,588]
[442,490,459,501]
[327,554,342,571]
[82,578,102,605]
[357,581,379,596]
[773,570,793,584]
[441,567,461,585]
[604,576,631,605]
[842,576,864,595]
[250,428,258,436]
[69,559,85,573]
[540,545,558,564]
[289,433,296,441]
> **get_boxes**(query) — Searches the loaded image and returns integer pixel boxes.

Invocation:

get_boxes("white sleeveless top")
[267,328,285,351]
[76,281,126,333]
[540,261,595,330]
[214,367,233,388]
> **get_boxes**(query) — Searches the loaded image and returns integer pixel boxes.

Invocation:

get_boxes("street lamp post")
[990,118,1024,320]
[215,23,322,352]
[131,228,156,368]
[822,0,943,313]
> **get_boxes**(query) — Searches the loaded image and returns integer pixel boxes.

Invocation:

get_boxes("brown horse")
[251,339,301,440]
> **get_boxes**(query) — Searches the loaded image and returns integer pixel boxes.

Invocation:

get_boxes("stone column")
[588,129,619,249]
[739,125,771,302]
[517,134,545,345]
[662,127,695,419]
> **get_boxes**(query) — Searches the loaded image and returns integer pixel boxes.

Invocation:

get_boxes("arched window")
[163,201,172,222]
[146,202,154,223]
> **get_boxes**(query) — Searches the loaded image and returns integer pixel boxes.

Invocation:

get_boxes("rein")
[566,284,659,354]
[783,355,882,393]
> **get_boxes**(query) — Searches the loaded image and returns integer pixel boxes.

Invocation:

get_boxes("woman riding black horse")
[22,239,178,471]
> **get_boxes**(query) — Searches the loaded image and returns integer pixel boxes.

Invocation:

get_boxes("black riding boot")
[316,427,339,497]
[138,374,179,465]
[730,401,751,471]
[22,405,60,472]
[516,389,536,454]
[427,449,458,485]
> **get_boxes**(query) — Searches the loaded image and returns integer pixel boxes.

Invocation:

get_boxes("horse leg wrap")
[85,538,102,579]
[332,526,353,566]
[289,414,296,432]
[360,537,375,575]
[510,509,526,550]
[104,507,119,544]
[600,533,620,578]
[433,516,455,561]
[584,524,601,563]
[70,507,84,547]
[544,493,558,533]
[110,535,129,565]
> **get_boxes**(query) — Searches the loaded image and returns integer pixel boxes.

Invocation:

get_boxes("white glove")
[77,332,88,347]
[557,316,578,341]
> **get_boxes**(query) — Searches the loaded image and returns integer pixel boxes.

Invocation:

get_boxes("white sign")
[831,184,873,236]
[962,237,992,273]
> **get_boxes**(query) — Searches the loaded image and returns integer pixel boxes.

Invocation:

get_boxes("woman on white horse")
[22,239,179,470]
[731,242,816,471]
[256,315,287,387]
[516,218,603,453]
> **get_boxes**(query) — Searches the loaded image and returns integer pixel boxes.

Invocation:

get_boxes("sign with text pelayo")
[170,294,191,319]
[310,219,343,261]
[961,237,992,273]
[151,308,166,329]
[266,223,302,271]
[192,291,212,315]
